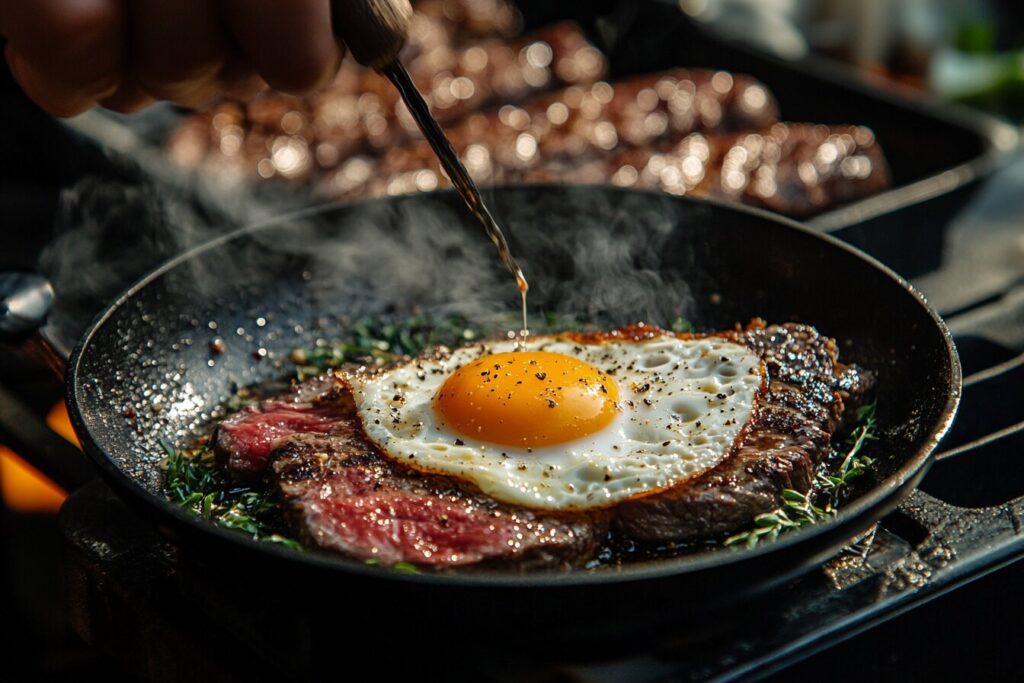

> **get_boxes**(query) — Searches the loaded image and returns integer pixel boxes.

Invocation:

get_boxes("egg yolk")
[434,351,620,447]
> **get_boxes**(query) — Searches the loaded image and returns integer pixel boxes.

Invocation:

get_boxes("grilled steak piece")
[273,430,605,569]
[318,118,890,219]
[319,69,781,199]
[214,376,351,479]
[165,21,605,183]
[614,321,872,541]
[610,124,891,217]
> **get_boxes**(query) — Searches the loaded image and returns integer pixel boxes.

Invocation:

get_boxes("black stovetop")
[3,46,1024,682]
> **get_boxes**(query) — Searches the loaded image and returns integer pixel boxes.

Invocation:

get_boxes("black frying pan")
[60,185,957,655]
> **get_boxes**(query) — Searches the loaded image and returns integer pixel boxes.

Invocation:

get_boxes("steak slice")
[272,429,605,569]
[216,375,605,568]
[214,376,350,479]
[614,321,873,541]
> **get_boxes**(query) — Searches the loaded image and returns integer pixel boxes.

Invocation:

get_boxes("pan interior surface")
[68,185,959,583]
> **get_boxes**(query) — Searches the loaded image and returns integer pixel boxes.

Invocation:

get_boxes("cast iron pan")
[65,185,958,652]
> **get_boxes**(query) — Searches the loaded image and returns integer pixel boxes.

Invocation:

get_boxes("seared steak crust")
[614,321,872,541]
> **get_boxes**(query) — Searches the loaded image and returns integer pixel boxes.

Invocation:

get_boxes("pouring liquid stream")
[384,61,530,339]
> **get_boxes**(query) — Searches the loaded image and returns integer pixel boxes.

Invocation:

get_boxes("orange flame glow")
[0,402,76,513]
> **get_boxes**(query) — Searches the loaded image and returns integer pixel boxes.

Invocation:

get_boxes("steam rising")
[38,173,265,355]
[39,175,697,355]
[506,189,697,326]
[230,186,699,333]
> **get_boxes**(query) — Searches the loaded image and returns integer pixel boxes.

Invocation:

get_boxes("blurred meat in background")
[162,0,893,217]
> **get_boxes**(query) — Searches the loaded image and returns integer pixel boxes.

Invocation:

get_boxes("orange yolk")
[434,351,619,447]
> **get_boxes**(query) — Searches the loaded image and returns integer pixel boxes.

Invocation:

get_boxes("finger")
[0,0,125,112]
[5,45,97,116]
[217,58,267,102]
[99,76,156,113]
[210,36,268,103]
[131,0,226,106]
[218,0,342,94]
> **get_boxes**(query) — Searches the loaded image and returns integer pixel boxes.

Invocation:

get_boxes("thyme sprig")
[724,489,833,549]
[724,401,878,549]
[161,439,301,550]
[817,402,878,505]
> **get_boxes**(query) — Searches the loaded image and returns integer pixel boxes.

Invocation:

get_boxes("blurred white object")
[679,0,992,71]
[677,0,809,58]
[929,48,1014,99]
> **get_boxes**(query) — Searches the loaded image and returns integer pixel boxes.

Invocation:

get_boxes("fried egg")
[345,330,764,510]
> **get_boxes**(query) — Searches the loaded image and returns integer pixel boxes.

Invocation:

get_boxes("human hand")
[0,0,347,116]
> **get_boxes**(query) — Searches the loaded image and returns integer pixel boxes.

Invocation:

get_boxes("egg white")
[346,334,764,510]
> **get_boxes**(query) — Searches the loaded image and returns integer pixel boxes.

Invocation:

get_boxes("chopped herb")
[292,312,592,379]
[224,392,259,412]
[724,401,878,549]
[363,558,422,573]
[669,317,695,333]
[161,439,300,550]
[293,315,480,379]
[542,310,590,332]
[265,535,304,551]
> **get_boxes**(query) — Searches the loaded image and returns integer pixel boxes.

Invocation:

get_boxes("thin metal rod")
[383,60,530,335]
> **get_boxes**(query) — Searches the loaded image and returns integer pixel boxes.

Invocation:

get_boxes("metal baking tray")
[62,0,1019,279]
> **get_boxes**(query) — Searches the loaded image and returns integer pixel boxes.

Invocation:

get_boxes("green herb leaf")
[781,489,806,503]
[724,400,878,549]
[669,317,695,333]
[160,441,300,550]
[265,535,304,551]
[288,312,593,377]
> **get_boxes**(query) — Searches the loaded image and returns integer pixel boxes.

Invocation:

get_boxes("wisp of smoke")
[39,176,697,357]
[209,185,699,334]
[37,171,265,355]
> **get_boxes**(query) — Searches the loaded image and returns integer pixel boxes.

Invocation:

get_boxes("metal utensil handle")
[331,0,413,69]
[0,271,95,490]
[0,272,54,339]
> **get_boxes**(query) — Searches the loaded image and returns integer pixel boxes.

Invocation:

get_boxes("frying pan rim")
[66,184,961,588]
